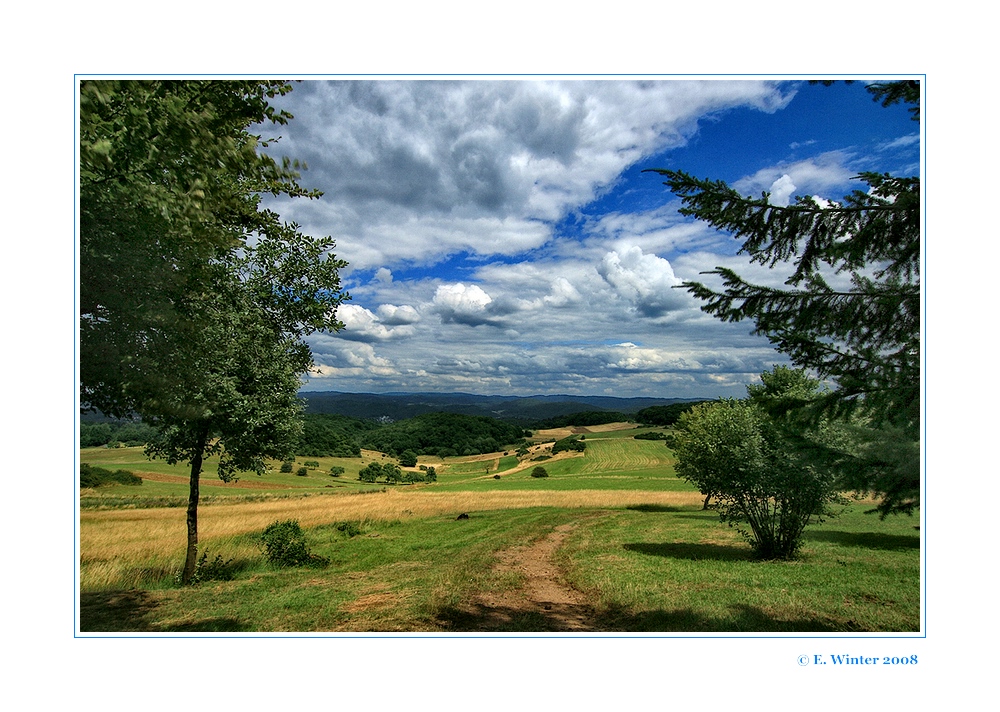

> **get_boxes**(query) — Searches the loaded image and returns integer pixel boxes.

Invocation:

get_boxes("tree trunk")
[181,423,211,585]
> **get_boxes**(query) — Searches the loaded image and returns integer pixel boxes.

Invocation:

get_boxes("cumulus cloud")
[768,174,797,207]
[337,304,417,342]
[432,283,499,326]
[376,303,421,325]
[733,151,855,202]
[259,79,913,400]
[263,79,794,271]
[309,340,398,378]
[598,246,688,317]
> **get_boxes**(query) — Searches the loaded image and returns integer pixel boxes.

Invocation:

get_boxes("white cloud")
[263,79,795,271]
[733,151,855,202]
[768,174,797,207]
[598,246,688,317]
[432,283,498,326]
[337,304,417,341]
[376,303,421,325]
[309,341,398,378]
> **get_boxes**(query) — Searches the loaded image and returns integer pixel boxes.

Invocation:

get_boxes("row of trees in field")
[80,420,160,448]
[357,462,437,484]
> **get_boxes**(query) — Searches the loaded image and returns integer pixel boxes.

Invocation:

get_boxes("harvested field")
[80,488,704,564]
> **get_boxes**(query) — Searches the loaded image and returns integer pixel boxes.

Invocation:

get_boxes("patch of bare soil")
[449,523,600,632]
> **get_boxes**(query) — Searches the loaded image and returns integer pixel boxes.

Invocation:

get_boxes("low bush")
[335,521,364,537]
[634,431,668,440]
[175,551,237,585]
[531,466,549,478]
[260,520,327,567]
[552,435,586,454]
[296,467,309,476]
[279,461,294,473]
[80,464,142,488]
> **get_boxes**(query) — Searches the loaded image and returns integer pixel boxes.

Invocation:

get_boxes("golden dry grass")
[79,488,703,589]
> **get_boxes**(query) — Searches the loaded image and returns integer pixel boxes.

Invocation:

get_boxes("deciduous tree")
[672,367,844,559]
[80,80,348,583]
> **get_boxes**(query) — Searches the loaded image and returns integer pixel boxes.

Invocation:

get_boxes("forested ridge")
[83,410,533,458]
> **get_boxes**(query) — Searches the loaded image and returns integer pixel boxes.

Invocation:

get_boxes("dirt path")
[447,523,601,632]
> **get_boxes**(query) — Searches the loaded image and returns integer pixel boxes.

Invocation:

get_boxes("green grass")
[79,428,921,633]
[560,504,920,632]
[79,502,919,633]
[80,508,579,632]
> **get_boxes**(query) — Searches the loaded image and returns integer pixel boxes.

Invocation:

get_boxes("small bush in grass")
[260,520,327,567]
[531,466,549,478]
[296,466,308,476]
[303,460,320,468]
[175,551,237,585]
[335,521,363,537]
[279,460,294,473]
[329,466,345,477]
[80,463,142,488]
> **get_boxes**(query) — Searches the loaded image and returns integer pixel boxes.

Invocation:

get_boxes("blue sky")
[259,78,920,399]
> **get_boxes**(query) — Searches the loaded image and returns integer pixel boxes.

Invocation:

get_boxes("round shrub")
[296,466,308,476]
[531,466,549,478]
[260,520,313,566]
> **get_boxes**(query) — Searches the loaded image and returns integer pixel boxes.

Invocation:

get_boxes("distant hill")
[299,391,700,424]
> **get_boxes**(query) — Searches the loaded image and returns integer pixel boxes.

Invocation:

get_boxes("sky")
[258,78,921,400]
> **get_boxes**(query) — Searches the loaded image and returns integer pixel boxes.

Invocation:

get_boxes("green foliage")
[334,521,364,537]
[174,551,238,585]
[358,462,402,484]
[551,435,586,454]
[302,460,320,468]
[635,402,709,428]
[532,411,628,429]
[79,463,143,488]
[80,80,348,584]
[672,368,844,560]
[260,520,326,567]
[296,413,371,457]
[329,466,345,477]
[634,431,668,440]
[424,466,437,483]
[80,420,160,448]
[296,467,308,477]
[531,466,549,478]
[279,460,294,474]
[399,450,418,467]
[360,412,526,457]
[645,81,920,517]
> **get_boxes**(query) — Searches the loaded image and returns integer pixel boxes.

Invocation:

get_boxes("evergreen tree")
[646,81,920,515]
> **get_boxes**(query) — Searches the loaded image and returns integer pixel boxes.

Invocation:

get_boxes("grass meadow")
[78,425,921,633]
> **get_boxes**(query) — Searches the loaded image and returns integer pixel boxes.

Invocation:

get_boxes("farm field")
[78,424,921,633]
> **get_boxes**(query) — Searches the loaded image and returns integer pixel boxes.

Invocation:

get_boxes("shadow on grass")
[803,530,920,551]
[626,504,688,513]
[80,590,248,633]
[624,541,753,562]
[433,601,843,633]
